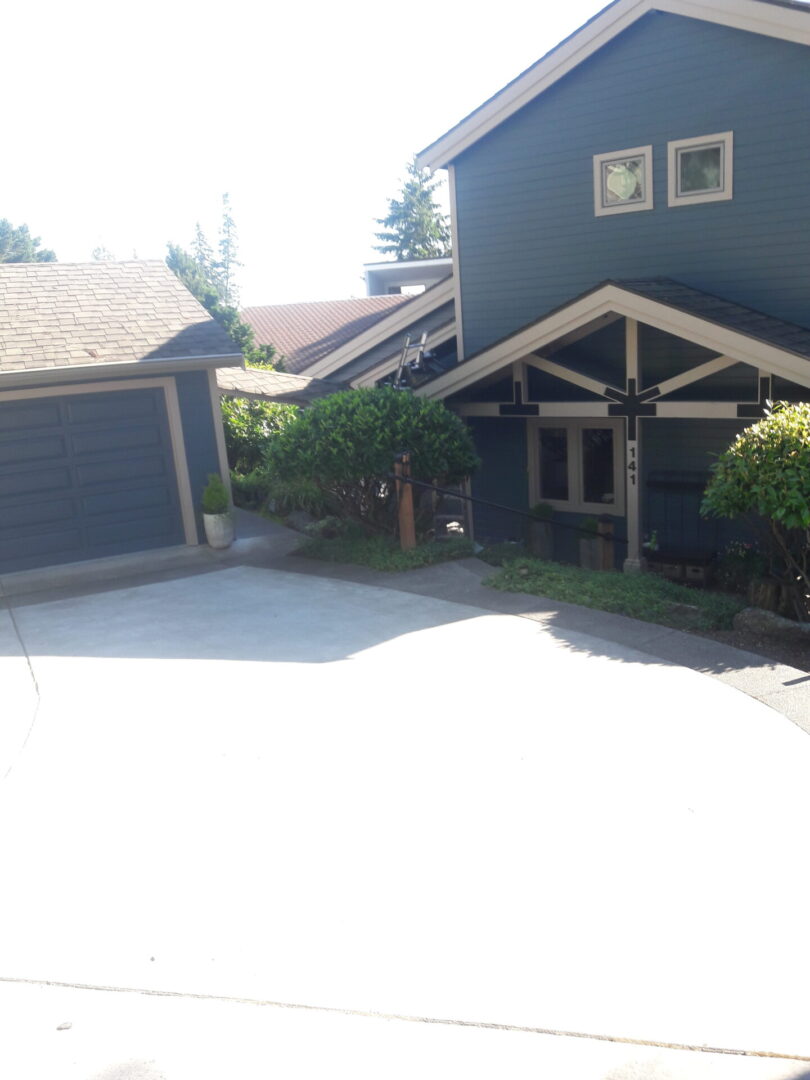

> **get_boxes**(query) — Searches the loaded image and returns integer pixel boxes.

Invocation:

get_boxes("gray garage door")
[0,386,186,574]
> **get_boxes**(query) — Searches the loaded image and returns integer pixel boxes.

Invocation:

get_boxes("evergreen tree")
[374,156,451,261]
[0,219,56,262]
[216,193,240,305]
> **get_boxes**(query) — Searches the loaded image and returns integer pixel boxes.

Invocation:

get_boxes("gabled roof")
[417,0,810,170]
[216,367,344,406]
[416,278,810,399]
[303,275,456,379]
[0,260,241,379]
[241,295,411,375]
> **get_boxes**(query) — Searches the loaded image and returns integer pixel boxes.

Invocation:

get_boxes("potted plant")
[527,502,554,560]
[578,516,600,570]
[201,473,234,549]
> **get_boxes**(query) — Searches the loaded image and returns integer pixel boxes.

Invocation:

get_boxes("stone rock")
[284,510,315,533]
[732,607,810,636]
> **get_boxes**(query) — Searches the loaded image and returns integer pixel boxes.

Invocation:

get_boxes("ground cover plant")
[296,534,474,572]
[484,554,745,631]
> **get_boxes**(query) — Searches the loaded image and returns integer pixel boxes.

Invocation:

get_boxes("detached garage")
[0,261,242,574]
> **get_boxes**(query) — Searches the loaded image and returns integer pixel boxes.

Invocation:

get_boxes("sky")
[5,0,609,307]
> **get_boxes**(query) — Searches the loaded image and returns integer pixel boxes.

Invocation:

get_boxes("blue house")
[296,0,810,570]
[0,261,242,574]
[403,0,810,569]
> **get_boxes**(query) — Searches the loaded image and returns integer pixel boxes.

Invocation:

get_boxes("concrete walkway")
[1,517,809,1078]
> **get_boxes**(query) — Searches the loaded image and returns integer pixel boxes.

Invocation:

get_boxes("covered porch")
[416,279,810,571]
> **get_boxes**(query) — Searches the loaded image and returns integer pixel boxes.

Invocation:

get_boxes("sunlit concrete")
[1,565,809,1076]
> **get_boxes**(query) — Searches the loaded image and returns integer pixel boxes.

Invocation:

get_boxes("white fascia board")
[416,284,810,399]
[417,0,810,170]
[305,277,455,379]
[350,322,457,388]
[0,353,244,390]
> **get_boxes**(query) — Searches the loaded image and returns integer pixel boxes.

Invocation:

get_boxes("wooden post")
[623,320,643,573]
[394,452,417,551]
[597,517,614,571]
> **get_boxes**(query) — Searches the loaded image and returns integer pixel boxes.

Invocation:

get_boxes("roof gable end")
[417,0,810,170]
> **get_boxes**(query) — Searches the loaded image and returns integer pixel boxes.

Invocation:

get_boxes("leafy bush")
[201,473,229,515]
[229,468,273,510]
[702,402,810,618]
[220,397,298,474]
[262,387,479,535]
[715,540,766,594]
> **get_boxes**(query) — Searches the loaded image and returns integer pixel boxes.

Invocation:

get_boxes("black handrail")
[388,473,628,546]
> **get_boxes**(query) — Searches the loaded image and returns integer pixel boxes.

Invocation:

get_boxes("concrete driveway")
[1,562,809,1079]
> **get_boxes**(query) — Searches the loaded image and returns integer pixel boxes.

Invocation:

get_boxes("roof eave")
[417,0,810,171]
[0,353,244,390]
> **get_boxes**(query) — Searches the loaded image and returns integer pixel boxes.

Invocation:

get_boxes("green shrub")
[702,402,810,618]
[529,502,554,520]
[229,468,272,510]
[201,473,229,515]
[220,397,298,473]
[262,387,479,535]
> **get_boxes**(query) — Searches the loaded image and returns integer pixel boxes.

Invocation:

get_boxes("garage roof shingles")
[0,260,241,373]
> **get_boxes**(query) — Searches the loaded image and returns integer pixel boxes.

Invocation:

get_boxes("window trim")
[593,145,653,217]
[528,418,625,516]
[667,131,733,206]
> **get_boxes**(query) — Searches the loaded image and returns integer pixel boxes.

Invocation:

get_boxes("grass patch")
[485,556,745,631]
[296,535,475,572]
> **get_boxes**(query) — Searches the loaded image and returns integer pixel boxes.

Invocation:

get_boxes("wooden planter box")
[528,520,554,560]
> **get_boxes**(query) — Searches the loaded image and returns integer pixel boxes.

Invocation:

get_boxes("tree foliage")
[0,219,56,263]
[374,156,451,261]
[702,402,810,618]
[166,196,278,370]
[220,396,298,473]
[262,387,479,534]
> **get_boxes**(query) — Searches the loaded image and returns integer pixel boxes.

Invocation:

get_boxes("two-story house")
[304,0,810,571]
[406,0,810,569]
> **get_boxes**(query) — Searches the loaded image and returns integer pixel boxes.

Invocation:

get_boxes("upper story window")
[668,132,733,206]
[593,145,653,217]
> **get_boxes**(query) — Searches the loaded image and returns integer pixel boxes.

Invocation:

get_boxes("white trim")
[207,368,233,505]
[456,402,610,417]
[304,276,455,379]
[527,417,625,516]
[655,401,742,418]
[651,354,738,396]
[528,355,618,397]
[416,283,810,400]
[0,377,199,545]
[0,353,243,390]
[593,146,653,216]
[668,131,733,206]
[417,0,810,170]
[448,165,465,360]
[350,321,456,388]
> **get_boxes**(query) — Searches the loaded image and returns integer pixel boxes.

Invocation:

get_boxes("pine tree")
[374,156,451,261]
[0,219,56,262]
[217,193,240,305]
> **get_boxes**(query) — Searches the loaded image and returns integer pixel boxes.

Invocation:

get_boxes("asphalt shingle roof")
[241,295,412,375]
[614,278,810,360]
[216,367,343,406]
[0,260,241,375]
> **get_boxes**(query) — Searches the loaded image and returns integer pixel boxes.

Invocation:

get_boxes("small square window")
[668,132,733,205]
[593,145,653,217]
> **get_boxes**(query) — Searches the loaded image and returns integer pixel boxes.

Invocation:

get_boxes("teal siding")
[455,12,810,356]
[467,418,528,543]
[641,418,748,556]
